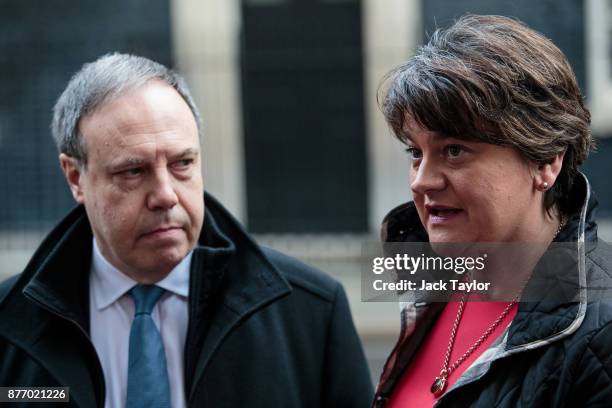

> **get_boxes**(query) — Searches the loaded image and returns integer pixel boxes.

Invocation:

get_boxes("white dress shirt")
[89,238,191,408]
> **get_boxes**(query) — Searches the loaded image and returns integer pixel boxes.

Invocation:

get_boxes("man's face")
[61,80,204,283]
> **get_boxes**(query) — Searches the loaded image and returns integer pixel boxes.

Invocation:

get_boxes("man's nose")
[410,159,445,195]
[147,168,179,211]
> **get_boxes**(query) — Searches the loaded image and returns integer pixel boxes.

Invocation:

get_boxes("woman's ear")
[533,150,565,191]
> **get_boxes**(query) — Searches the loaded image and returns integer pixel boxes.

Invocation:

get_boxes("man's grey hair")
[51,52,202,167]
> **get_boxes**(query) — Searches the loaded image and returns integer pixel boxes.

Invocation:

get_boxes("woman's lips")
[427,207,464,225]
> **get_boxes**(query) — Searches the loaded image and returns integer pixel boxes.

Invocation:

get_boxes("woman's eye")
[446,144,465,158]
[405,147,422,160]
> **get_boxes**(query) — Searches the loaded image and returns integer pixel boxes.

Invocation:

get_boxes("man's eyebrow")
[172,148,199,158]
[108,157,145,170]
[106,148,200,171]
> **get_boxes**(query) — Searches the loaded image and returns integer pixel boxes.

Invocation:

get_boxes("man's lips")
[140,225,184,238]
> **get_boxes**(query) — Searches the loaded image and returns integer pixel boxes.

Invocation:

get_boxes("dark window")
[0,0,173,235]
[241,0,368,232]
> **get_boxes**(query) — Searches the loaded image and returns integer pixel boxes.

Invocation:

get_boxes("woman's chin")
[427,230,466,243]
[427,231,477,257]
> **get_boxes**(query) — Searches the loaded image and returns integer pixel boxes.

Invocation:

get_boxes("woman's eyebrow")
[402,131,449,144]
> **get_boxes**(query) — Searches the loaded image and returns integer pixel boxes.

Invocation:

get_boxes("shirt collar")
[90,238,192,310]
[157,250,191,298]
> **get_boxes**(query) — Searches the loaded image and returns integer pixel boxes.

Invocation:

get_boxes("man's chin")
[130,249,188,282]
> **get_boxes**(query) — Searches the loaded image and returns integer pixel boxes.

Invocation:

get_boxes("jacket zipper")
[23,290,106,408]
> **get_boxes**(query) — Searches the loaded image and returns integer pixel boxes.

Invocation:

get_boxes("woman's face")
[405,119,541,243]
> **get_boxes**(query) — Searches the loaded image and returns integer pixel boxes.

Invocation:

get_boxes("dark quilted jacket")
[373,174,612,407]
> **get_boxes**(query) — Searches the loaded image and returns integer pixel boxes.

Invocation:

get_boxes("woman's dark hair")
[379,14,594,215]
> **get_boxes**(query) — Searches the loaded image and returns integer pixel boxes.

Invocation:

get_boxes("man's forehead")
[103,134,200,154]
[110,145,198,162]
[83,80,194,124]
[78,82,199,145]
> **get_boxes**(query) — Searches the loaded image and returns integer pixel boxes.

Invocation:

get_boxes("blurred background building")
[1,0,611,383]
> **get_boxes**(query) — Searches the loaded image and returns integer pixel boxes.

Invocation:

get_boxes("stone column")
[586,0,612,135]
[171,0,246,222]
[362,0,422,232]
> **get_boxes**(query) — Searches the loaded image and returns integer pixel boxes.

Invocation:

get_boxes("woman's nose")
[410,159,446,195]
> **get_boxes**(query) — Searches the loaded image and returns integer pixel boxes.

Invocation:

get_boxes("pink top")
[388,301,518,407]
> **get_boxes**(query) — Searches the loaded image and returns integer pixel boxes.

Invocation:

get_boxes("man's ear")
[59,153,85,204]
[533,150,566,191]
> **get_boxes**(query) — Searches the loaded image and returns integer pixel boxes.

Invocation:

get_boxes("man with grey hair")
[0,53,373,407]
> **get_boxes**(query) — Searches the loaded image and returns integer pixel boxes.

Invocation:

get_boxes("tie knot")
[130,285,165,315]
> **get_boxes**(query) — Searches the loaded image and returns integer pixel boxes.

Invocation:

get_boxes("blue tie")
[126,285,171,408]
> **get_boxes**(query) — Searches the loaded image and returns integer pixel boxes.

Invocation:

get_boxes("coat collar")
[374,173,597,404]
[0,192,292,407]
[182,193,293,400]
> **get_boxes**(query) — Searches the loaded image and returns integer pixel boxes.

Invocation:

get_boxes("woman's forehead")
[402,116,449,143]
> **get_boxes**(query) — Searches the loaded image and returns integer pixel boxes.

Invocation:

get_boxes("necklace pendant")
[431,376,447,397]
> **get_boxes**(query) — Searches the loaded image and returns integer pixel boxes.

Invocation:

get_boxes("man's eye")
[446,144,465,158]
[174,159,194,169]
[405,147,422,160]
[120,168,143,177]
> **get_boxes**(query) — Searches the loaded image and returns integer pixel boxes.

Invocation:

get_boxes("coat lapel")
[187,275,291,403]
[185,196,292,402]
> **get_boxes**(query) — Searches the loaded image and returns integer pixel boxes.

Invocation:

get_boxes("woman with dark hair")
[373,15,612,407]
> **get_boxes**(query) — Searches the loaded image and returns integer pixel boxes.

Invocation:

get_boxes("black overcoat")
[0,193,373,407]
